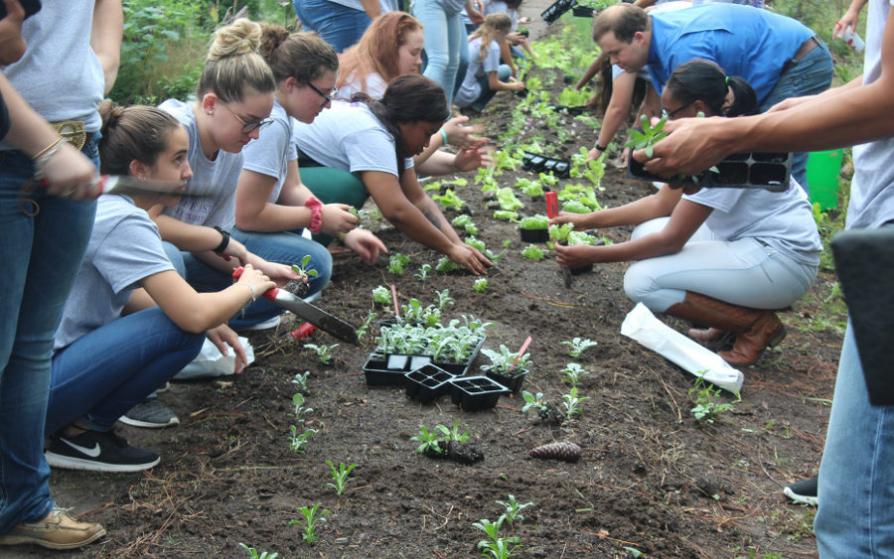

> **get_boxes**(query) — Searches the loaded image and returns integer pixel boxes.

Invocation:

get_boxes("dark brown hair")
[98,102,182,175]
[666,60,758,117]
[592,4,648,43]
[259,25,338,86]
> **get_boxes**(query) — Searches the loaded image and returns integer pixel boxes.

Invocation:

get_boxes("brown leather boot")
[665,292,786,367]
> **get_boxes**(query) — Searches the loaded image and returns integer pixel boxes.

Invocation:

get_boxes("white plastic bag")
[174,337,255,380]
[620,303,744,394]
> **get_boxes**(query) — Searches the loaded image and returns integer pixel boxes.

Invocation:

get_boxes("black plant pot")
[450,376,510,411]
[404,364,455,403]
[520,228,549,243]
[486,369,529,393]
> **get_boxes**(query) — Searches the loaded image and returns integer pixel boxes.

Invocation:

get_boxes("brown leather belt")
[780,36,820,76]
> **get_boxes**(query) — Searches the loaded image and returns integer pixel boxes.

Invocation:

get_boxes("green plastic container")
[807,149,844,210]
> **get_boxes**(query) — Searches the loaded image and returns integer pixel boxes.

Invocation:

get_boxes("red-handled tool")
[545,191,559,219]
[232,267,358,344]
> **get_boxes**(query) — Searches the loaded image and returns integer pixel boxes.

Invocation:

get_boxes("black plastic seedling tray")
[450,376,510,411]
[572,6,595,17]
[520,228,550,243]
[404,364,456,403]
[485,369,529,394]
[522,152,571,178]
[541,0,575,23]
[363,353,429,386]
[628,152,791,191]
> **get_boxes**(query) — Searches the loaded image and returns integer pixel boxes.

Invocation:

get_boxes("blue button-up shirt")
[646,4,813,104]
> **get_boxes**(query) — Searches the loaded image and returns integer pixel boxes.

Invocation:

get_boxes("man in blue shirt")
[593,2,832,192]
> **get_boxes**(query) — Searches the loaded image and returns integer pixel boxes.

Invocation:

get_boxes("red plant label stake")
[545,192,559,218]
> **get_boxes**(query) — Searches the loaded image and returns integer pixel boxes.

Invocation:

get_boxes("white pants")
[623,218,818,312]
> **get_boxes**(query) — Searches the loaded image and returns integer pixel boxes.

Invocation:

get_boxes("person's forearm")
[0,75,61,154]
[587,230,683,264]
[589,194,670,229]
[577,54,606,89]
[236,201,313,232]
[416,150,458,176]
[386,200,457,253]
[358,0,381,19]
[847,0,868,16]
[597,101,627,149]
[92,0,123,94]
[414,134,445,168]
[414,195,462,244]
[155,215,227,252]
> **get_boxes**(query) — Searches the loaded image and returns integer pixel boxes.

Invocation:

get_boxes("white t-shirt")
[336,71,389,101]
[455,37,501,108]
[55,196,174,351]
[1,1,104,134]
[846,0,894,230]
[291,101,413,177]
[159,100,243,229]
[683,179,822,266]
[241,99,296,204]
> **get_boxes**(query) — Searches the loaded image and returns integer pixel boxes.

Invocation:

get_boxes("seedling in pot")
[521,245,545,261]
[400,298,442,327]
[372,285,391,305]
[303,343,337,365]
[496,494,534,527]
[561,386,589,418]
[411,421,471,456]
[519,215,549,231]
[288,503,327,544]
[561,363,588,386]
[387,253,411,276]
[482,344,531,377]
[291,371,310,395]
[473,278,489,293]
[562,337,598,358]
[324,460,356,496]
[238,543,279,559]
[285,255,318,296]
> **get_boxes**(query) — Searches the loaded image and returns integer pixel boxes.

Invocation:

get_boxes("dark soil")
[424,442,486,466]
[8,11,844,559]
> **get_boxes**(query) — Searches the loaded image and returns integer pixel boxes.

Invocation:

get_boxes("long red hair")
[337,12,423,93]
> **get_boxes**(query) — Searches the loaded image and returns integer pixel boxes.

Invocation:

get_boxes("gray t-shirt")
[455,37,501,108]
[684,179,822,266]
[846,0,894,230]
[159,100,242,229]
[55,196,174,351]
[1,1,104,135]
[241,99,296,203]
[291,101,413,177]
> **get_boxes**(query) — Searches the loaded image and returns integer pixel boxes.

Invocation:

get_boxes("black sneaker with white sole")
[783,476,818,506]
[118,398,179,429]
[45,430,160,473]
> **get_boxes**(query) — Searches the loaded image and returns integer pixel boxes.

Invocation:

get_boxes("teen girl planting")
[454,13,524,111]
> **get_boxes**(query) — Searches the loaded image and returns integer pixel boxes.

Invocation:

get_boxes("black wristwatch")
[594,143,608,152]
[213,226,231,254]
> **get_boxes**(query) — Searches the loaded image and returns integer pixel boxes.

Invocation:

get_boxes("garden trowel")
[232,267,358,344]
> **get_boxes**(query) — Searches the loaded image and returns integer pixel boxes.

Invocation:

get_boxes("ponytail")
[665,59,757,118]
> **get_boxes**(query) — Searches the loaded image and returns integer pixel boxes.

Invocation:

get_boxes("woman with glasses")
[552,60,820,367]
[154,18,308,334]
[235,25,387,258]
[293,74,492,275]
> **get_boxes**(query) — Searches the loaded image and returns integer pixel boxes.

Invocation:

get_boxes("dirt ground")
[7,7,846,559]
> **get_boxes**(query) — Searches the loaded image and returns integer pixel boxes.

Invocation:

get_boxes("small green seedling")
[518,215,549,230]
[325,460,356,496]
[291,392,313,421]
[521,245,545,261]
[291,371,310,395]
[372,285,391,305]
[436,256,460,273]
[355,310,378,341]
[515,178,544,199]
[238,543,279,559]
[388,253,411,276]
[452,214,479,236]
[562,337,598,358]
[561,386,589,419]
[435,289,454,310]
[474,517,520,559]
[411,425,445,455]
[415,263,432,282]
[625,113,669,158]
[303,343,337,365]
[497,494,534,527]
[473,278,489,293]
[289,503,327,544]
[561,363,588,386]
[288,424,317,453]
[482,344,531,376]
[689,379,736,423]
[521,390,548,415]
[292,254,319,279]
[496,187,524,212]
[493,210,519,221]
[432,188,467,212]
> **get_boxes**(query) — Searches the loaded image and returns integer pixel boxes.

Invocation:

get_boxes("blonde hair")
[197,18,276,102]
[470,13,512,62]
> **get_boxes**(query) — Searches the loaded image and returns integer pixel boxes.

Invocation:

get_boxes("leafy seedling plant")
[626,114,668,159]
[561,386,589,419]
[303,343,337,365]
[689,379,737,423]
[497,494,534,527]
[474,517,521,559]
[562,337,598,358]
[558,86,591,107]
[521,390,564,424]
[289,503,327,544]
[473,278,489,293]
[238,543,279,559]
[481,344,531,378]
[388,253,411,276]
[493,210,519,222]
[521,245,545,261]
[371,285,391,305]
[452,214,478,236]
[324,460,356,496]
[291,254,319,280]
[411,421,470,455]
[561,363,588,386]
[291,371,310,395]
[289,392,317,453]
[432,188,466,212]
[518,215,549,231]
[355,310,377,341]
[414,263,432,283]
[496,187,524,212]
[436,256,460,273]
[515,178,544,199]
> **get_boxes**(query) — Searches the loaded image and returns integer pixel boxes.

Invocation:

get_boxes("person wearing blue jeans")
[593,2,833,192]
[293,0,382,53]
[454,13,524,110]
[0,0,121,551]
[414,0,467,105]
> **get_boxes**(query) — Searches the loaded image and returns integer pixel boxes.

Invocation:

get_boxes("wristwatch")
[213,226,230,254]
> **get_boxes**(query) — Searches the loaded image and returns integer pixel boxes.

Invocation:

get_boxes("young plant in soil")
[355,310,378,342]
[465,236,496,260]
[411,421,483,464]
[689,379,736,423]
[289,503,327,544]
[496,494,534,527]
[562,337,598,358]
[521,390,565,425]
[493,210,519,222]
[432,188,467,212]
[561,363,588,386]
[515,177,544,199]
[496,187,524,212]
[288,424,317,453]
[414,263,432,283]
[473,278,489,294]
[561,199,591,214]
[474,517,521,559]
[371,285,391,305]
[238,543,279,559]
[561,386,589,419]
[286,255,318,296]
[436,256,460,273]
[558,86,591,107]
[521,245,545,261]
[303,343,337,365]
[452,214,479,236]
[291,371,310,395]
[324,460,356,496]
[387,253,411,276]
[538,172,559,189]
[435,289,455,310]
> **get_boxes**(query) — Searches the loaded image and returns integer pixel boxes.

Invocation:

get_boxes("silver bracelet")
[245,284,257,302]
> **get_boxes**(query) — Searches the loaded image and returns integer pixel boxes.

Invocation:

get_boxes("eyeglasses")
[307,81,337,105]
[661,100,695,119]
[220,103,273,134]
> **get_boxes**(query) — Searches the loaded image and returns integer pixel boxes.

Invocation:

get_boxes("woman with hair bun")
[235,25,387,257]
[42,104,274,474]
[552,60,820,367]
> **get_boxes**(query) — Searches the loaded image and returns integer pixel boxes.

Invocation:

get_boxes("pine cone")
[529,441,581,462]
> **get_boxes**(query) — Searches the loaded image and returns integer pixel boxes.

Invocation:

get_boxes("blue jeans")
[293,0,371,53]
[164,230,332,329]
[815,321,894,557]
[414,0,464,105]
[759,40,834,194]
[0,139,98,533]
[46,308,203,434]
[469,64,512,111]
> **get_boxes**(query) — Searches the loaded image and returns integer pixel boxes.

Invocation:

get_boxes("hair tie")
[724,76,731,87]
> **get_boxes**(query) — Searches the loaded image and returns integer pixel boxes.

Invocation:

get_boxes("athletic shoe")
[45,430,160,473]
[118,398,179,429]
[783,476,818,506]
[0,508,106,550]
[155,381,172,394]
